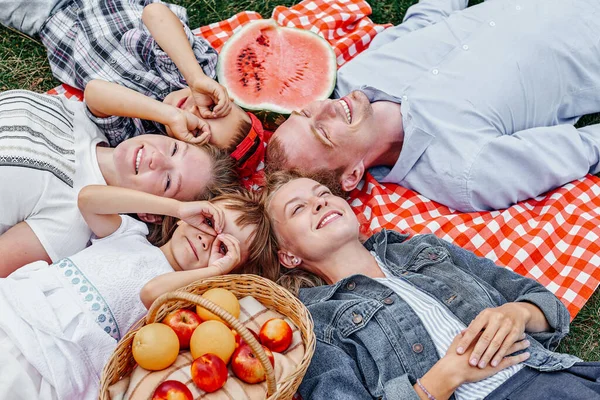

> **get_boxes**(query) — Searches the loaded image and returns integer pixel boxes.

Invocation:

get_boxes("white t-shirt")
[0,90,107,261]
[0,215,174,399]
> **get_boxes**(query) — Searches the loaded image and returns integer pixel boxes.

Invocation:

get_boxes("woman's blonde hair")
[149,188,280,282]
[265,169,339,295]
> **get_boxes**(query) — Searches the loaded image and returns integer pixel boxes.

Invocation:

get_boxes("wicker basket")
[98,274,315,400]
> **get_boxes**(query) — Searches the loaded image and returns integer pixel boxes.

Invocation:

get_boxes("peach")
[152,380,193,400]
[230,343,275,384]
[190,353,228,393]
[259,318,293,353]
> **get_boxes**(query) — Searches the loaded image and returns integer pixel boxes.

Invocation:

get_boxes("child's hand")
[208,234,242,275]
[191,78,232,119]
[178,201,224,236]
[166,109,212,145]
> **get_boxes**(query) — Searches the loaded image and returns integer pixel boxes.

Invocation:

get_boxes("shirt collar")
[299,230,410,305]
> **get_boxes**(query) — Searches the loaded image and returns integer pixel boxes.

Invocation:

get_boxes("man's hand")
[191,77,232,118]
[456,303,532,369]
[178,201,224,236]
[208,234,242,275]
[165,109,212,145]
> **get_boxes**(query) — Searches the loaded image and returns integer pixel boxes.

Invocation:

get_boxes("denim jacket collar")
[299,230,409,306]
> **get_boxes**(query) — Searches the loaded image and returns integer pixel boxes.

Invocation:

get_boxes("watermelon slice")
[217,19,337,130]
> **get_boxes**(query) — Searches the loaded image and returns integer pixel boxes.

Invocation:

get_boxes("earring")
[293,258,300,265]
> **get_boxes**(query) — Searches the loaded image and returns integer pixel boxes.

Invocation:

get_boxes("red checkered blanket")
[47,0,600,319]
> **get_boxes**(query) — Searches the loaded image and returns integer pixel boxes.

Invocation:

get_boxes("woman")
[266,171,600,400]
[0,90,237,276]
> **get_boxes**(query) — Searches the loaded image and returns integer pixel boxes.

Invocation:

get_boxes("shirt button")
[402,95,408,101]
[412,343,424,353]
[462,44,469,50]
[346,281,356,291]
[489,21,496,27]
[383,297,394,305]
[432,69,439,75]
[134,75,141,81]
[109,58,117,64]
[352,314,363,324]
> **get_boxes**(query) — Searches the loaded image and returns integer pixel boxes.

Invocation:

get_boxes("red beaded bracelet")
[416,378,437,400]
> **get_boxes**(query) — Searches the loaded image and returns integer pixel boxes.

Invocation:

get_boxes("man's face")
[272,90,374,173]
[112,135,212,201]
[163,87,251,149]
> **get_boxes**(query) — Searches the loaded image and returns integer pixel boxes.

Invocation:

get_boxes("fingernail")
[478,361,486,368]
[524,340,530,346]
[491,360,498,367]
[457,347,464,354]
[470,358,478,366]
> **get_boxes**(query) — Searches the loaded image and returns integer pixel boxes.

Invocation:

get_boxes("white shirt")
[372,253,523,399]
[0,90,107,261]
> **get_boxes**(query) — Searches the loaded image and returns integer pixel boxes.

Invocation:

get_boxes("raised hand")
[178,201,224,237]
[208,234,242,275]
[165,109,212,145]
[191,77,232,119]
[456,303,531,369]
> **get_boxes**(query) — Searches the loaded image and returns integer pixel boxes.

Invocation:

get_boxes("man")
[268,0,600,212]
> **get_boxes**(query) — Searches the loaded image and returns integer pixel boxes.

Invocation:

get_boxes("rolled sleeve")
[383,375,421,400]
[438,237,571,348]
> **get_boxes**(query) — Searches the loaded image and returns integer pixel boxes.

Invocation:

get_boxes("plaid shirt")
[40,0,218,146]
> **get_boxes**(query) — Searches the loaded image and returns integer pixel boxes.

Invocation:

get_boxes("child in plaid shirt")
[0,0,266,177]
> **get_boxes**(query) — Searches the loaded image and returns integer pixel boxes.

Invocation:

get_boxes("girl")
[0,185,278,400]
[266,171,600,400]
[0,90,237,276]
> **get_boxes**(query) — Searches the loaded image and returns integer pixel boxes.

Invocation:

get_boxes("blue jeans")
[0,0,70,36]
[486,363,600,399]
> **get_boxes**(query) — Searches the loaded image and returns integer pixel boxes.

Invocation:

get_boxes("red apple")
[259,318,293,353]
[163,309,202,349]
[152,380,193,400]
[232,328,260,349]
[190,353,228,393]
[230,343,275,384]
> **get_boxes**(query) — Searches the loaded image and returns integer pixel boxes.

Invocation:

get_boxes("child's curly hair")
[148,188,279,282]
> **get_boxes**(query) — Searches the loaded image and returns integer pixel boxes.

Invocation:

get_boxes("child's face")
[169,201,255,271]
[111,135,212,200]
[163,88,251,149]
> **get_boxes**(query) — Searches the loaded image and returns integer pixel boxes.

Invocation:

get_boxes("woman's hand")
[178,201,224,236]
[191,77,232,118]
[165,109,212,145]
[445,331,530,384]
[456,303,532,369]
[208,234,242,275]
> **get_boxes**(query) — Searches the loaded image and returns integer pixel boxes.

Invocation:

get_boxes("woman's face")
[268,178,359,264]
[169,201,255,271]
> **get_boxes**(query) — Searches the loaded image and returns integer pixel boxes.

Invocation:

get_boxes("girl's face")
[268,178,359,264]
[112,135,212,201]
[163,87,251,149]
[169,202,255,271]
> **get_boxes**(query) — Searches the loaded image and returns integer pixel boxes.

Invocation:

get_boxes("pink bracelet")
[416,378,437,400]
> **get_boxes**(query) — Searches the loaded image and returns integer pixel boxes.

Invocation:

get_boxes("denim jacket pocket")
[405,244,450,272]
[336,300,384,338]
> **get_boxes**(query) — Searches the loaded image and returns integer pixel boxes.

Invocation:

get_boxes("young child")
[0,89,237,277]
[33,0,266,176]
[0,184,278,400]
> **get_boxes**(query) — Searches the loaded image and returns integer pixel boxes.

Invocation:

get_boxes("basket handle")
[147,291,277,396]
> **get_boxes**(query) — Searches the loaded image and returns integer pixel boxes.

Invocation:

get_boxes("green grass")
[0,0,598,361]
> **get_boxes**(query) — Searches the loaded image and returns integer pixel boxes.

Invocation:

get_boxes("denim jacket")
[298,230,580,400]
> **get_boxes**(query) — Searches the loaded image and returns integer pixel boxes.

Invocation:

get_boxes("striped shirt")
[372,253,523,399]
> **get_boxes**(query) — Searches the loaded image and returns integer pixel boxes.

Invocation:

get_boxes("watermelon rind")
[216,19,337,119]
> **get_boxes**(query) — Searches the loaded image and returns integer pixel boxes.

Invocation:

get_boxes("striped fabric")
[373,253,523,399]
